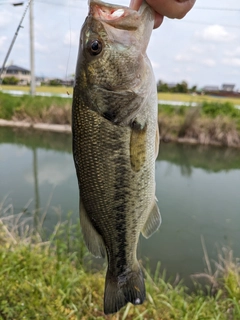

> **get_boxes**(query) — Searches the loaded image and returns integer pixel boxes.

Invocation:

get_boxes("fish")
[72,0,161,315]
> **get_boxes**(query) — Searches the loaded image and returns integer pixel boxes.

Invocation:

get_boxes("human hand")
[130,0,196,28]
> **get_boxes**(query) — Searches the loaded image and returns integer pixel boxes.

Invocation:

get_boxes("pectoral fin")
[80,198,105,258]
[130,122,147,172]
[141,201,161,239]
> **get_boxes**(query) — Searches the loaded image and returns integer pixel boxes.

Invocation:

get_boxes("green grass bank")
[158,102,240,147]
[2,85,240,105]
[0,212,240,320]
[1,90,240,147]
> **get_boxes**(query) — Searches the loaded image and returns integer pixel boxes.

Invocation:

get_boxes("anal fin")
[141,201,161,239]
[80,198,105,258]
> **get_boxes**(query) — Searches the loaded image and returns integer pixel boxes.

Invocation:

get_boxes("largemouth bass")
[72,0,161,314]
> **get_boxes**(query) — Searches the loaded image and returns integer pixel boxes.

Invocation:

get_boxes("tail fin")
[104,264,146,315]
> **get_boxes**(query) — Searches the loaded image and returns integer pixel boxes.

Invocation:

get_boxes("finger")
[146,0,196,19]
[153,13,164,28]
[129,0,142,11]
[174,0,196,18]
[130,0,164,29]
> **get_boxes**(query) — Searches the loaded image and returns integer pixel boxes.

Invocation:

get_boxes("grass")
[1,85,240,105]
[158,92,240,105]
[1,90,240,147]
[0,201,240,320]
[0,84,73,95]
[0,91,71,124]
[158,103,240,147]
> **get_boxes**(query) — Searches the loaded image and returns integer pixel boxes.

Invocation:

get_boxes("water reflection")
[158,142,240,173]
[32,148,39,213]
[0,127,240,284]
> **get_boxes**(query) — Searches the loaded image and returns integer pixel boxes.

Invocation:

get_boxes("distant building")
[61,78,74,87]
[1,64,31,85]
[222,84,235,92]
[202,85,219,92]
[43,77,74,87]
[167,83,177,89]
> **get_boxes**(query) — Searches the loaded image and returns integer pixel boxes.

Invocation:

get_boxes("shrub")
[158,104,187,116]
[0,92,22,119]
[201,101,240,118]
[2,76,19,85]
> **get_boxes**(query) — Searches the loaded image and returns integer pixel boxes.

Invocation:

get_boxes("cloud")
[229,70,240,76]
[196,25,236,42]
[25,159,73,186]
[190,46,204,54]
[151,61,160,68]
[173,68,181,74]
[222,58,240,67]
[174,54,192,62]
[224,46,240,57]
[201,59,216,67]
[58,64,69,72]
[0,36,7,50]
[63,31,80,47]
[0,10,12,28]
[35,42,49,53]
[186,66,196,72]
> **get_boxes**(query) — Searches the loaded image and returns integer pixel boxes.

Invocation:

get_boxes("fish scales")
[74,99,153,260]
[72,0,161,314]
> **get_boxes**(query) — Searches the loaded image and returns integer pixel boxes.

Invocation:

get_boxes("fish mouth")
[89,0,141,29]
[90,2,128,20]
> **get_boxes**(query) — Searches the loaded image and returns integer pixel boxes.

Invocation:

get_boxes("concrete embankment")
[0,119,71,133]
[1,117,240,148]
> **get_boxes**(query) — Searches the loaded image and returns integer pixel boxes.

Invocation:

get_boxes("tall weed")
[0,201,240,319]
[201,101,240,118]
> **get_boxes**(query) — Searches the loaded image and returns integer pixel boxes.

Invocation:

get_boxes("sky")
[0,0,240,90]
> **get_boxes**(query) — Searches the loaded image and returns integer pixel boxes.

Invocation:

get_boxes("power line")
[182,19,240,29]
[195,7,240,12]
[0,0,32,83]
[34,0,85,8]
[0,2,24,5]
[0,1,239,11]
[0,0,85,7]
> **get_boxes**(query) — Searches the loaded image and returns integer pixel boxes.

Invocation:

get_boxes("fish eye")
[89,40,102,56]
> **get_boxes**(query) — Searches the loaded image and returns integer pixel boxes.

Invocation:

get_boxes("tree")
[175,81,188,93]
[157,80,169,92]
[2,76,19,85]
[156,79,198,93]
[189,85,197,93]
[48,79,62,86]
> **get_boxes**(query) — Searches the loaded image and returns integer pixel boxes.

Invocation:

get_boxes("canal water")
[0,126,240,284]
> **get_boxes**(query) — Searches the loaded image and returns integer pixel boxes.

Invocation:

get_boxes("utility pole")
[0,2,28,84]
[29,0,35,96]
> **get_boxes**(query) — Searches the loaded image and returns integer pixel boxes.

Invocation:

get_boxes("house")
[202,85,219,92]
[42,77,74,87]
[1,64,31,85]
[222,84,235,92]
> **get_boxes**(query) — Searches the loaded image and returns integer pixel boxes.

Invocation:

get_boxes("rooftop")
[3,65,30,73]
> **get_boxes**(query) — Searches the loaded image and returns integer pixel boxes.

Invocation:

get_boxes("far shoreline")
[0,119,71,134]
[1,118,240,149]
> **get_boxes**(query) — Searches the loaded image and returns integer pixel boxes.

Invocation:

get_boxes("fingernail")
[129,0,137,9]
[154,14,164,29]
